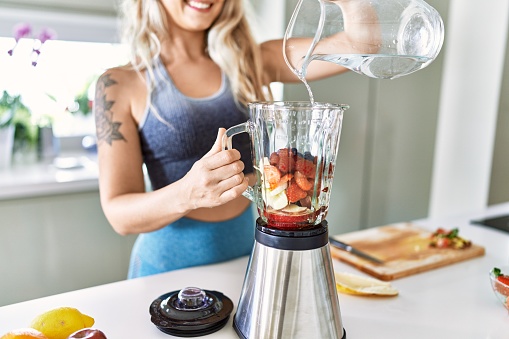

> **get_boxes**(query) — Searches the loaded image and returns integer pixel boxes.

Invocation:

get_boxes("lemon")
[30,307,94,339]
[335,272,399,296]
[0,328,49,339]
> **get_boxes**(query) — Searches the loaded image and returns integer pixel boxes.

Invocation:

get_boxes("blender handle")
[222,122,255,202]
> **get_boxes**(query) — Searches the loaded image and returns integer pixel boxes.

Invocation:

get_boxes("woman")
[94,0,372,278]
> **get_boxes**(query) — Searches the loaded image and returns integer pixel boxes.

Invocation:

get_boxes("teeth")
[188,1,211,9]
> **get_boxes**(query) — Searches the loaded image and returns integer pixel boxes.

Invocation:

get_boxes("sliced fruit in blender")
[294,171,313,191]
[268,173,293,193]
[299,196,312,208]
[259,148,325,228]
[265,209,313,224]
[266,190,289,210]
[269,152,279,166]
[282,204,308,213]
[276,150,295,174]
[268,181,287,196]
[264,165,281,187]
[286,180,308,202]
[295,158,316,178]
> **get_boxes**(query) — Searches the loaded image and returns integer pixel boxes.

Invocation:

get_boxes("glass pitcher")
[283,0,445,80]
[223,101,348,231]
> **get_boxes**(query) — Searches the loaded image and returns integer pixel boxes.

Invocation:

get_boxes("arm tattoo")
[94,74,126,145]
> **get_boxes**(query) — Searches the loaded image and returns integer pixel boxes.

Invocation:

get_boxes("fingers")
[185,168,249,209]
[183,128,249,209]
[194,157,245,189]
[202,128,241,171]
[218,176,250,202]
[203,128,226,158]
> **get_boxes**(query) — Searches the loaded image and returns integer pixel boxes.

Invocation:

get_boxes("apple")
[67,328,107,339]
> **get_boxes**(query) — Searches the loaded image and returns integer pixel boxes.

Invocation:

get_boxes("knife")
[328,237,384,264]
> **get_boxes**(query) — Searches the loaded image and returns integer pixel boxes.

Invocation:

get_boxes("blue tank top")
[139,57,254,190]
[127,58,256,278]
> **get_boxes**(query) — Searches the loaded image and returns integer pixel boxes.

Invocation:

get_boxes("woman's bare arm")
[94,69,249,235]
[261,0,380,84]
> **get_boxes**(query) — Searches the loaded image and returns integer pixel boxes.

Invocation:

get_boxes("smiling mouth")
[186,0,212,10]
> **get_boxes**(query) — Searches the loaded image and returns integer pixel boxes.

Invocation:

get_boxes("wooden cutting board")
[329,223,485,281]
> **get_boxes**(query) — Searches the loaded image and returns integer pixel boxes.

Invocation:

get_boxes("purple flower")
[37,28,56,44]
[7,23,57,66]
[12,23,32,41]
[7,23,33,56]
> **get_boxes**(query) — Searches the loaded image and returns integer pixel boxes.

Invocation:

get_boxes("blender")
[223,101,348,338]
[223,0,444,337]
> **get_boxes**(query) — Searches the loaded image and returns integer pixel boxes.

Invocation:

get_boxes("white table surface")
[2,203,509,339]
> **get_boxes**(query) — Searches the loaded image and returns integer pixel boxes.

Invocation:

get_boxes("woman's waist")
[186,196,253,222]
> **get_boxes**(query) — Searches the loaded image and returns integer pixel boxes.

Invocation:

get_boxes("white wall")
[490,30,509,206]
[429,0,509,218]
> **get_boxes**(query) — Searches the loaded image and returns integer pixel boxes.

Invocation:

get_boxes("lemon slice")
[335,272,398,296]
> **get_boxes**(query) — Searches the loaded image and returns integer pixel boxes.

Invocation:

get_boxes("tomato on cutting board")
[429,227,471,249]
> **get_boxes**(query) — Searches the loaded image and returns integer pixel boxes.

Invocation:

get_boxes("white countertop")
[0,154,99,200]
[1,203,509,338]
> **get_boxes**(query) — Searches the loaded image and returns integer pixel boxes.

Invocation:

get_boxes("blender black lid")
[150,287,234,337]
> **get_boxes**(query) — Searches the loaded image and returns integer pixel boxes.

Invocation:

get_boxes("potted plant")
[0,90,36,168]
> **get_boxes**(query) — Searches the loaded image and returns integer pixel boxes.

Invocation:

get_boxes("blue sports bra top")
[138,58,254,191]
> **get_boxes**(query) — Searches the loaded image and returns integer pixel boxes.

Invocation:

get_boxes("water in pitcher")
[284,0,445,101]
[302,54,433,80]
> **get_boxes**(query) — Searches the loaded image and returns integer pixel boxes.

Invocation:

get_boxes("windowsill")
[0,152,99,201]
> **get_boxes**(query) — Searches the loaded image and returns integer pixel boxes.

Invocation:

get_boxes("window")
[0,37,127,137]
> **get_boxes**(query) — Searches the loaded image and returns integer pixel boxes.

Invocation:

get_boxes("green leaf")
[447,228,459,239]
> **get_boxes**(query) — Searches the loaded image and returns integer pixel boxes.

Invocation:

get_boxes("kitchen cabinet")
[0,190,136,307]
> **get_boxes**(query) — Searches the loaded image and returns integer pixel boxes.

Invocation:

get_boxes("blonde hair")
[120,0,271,106]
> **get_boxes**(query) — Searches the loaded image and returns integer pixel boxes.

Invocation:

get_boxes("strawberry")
[277,148,292,157]
[279,173,293,183]
[295,158,316,178]
[277,152,295,174]
[264,165,281,187]
[286,179,308,202]
[294,170,313,191]
[269,152,279,166]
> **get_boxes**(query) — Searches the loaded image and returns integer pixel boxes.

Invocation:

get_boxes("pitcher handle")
[222,122,255,202]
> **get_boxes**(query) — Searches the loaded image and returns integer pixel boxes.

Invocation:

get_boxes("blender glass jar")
[224,101,348,230]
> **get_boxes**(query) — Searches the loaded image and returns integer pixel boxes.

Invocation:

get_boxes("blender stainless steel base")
[233,219,346,339]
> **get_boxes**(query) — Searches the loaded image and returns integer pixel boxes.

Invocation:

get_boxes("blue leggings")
[127,206,255,279]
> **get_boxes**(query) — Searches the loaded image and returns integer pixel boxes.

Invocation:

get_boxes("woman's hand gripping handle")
[222,123,255,202]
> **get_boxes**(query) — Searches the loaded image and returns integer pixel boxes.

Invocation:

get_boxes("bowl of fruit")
[490,267,509,311]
